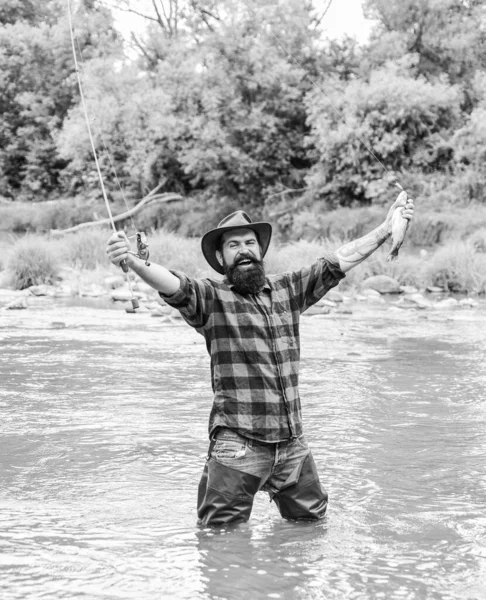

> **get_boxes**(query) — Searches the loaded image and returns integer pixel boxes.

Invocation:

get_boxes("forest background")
[1,0,486,294]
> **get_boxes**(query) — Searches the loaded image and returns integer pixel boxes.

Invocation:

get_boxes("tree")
[450,72,486,202]
[59,0,321,213]
[363,0,486,88]
[305,57,462,207]
[0,0,59,26]
[0,0,121,200]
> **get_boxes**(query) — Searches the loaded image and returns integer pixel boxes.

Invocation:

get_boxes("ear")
[216,250,223,266]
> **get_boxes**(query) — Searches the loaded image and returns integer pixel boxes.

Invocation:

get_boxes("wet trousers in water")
[197,428,328,526]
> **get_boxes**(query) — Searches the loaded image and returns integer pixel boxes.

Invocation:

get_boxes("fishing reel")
[122,231,150,312]
[127,231,150,266]
[135,232,150,266]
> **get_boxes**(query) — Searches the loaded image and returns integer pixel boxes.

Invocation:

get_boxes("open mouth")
[237,258,254,266]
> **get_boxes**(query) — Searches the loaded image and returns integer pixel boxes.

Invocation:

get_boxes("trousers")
[197,428,328,527]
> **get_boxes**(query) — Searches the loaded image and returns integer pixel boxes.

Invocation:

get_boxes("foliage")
[0,0,60,26]
[4,225,486,294]
[265,238,338,275]
[5,235,60,289]
[267,236,486,295]
[0,199,114,232]
[363,0,486,87]
[58,0,317,208]
[59,228,111,269]
[289,206,384,241]
[147,228,212,277]
[449,73,486,200]
[407,204,486,246]
[2,0,486,232]
[305,58,462,208]
[421,241,486,293]
[0,1,121,200]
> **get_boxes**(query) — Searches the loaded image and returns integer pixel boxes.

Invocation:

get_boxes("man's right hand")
[106,231,181,296]
[106,231,131,267]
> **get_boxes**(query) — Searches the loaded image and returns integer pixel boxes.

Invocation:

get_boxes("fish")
[386,192,410,262]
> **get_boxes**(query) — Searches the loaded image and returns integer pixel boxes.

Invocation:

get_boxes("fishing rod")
[67,0,148,311]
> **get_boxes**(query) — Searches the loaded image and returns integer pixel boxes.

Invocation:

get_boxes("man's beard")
[224,254,266,294]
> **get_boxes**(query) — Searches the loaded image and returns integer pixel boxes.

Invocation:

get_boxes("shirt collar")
[223,277,272,292]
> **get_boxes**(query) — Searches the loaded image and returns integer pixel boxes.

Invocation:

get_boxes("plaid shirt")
[161,252,345,443]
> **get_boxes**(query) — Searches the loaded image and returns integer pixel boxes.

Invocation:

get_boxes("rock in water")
[4,297,27,310]
[387,192,409,262]
[362,275,401,294]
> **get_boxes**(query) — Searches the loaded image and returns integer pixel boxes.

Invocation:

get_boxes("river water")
[1,299,486,600]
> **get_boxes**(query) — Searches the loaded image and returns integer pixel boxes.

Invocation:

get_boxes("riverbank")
[0,268,483,318]
[0,227,485,310]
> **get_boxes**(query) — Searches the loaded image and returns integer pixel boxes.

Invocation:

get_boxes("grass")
[1,218,486,295]
[288,203,486,247]
[0,198,123,233]
[421,241,486,293]
[148,229,213,277]
[58,229,111,270]
[4,235,61,290]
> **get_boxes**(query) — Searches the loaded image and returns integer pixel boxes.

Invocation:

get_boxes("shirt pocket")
[273,306,297,348]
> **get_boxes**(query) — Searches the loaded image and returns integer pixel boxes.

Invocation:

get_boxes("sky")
[320,0,374,43]
[114,1,375,44]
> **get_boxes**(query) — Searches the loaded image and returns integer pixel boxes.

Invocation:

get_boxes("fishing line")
[67,0,117,232]
[239,0,404,193]
[73,34,137,233]
[67,0,140,309]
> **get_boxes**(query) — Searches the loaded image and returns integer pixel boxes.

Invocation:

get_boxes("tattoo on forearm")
[337,225,390,264]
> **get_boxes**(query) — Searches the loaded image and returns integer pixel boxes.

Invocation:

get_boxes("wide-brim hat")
[201,210,272,275]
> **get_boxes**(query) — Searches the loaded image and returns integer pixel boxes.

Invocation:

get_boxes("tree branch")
[152,0,168,31]
[129,32,153,61]
[312,0,333,29]
[265,187,307,201]
[50,192,184,235]
[98,0,160,24]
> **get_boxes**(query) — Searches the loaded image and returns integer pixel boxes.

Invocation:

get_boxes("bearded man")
[106,194,414,527]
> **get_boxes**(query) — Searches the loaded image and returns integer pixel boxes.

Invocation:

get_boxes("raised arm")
[335,192,414,273]
[106,231,180,295]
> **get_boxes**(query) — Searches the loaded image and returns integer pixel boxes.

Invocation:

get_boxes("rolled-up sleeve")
[287,251,346,313]
[159,270,214,329]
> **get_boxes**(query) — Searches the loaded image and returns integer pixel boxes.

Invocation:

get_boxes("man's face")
[219,229,262,268]
[217,229,266,294]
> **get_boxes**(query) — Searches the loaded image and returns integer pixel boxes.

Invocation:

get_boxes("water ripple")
[1,304,486,599]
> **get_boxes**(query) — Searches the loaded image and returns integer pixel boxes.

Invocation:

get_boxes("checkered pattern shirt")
[161,252,345,443]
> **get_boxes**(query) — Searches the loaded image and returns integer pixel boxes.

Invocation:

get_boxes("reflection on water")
[1,303,486,599]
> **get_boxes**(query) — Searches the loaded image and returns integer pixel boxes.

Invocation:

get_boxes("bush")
[422,242,486,294]
[31,199,119,232]
[0,199,113,233]
[265,238,338,274]
[467,228,486,253]
[0,204,38,232]
[305,59,462,207]
[408,204,486,247]
[58,228,112,270]
[6,235,60,289]
[290,206,384,241]
[341,247,421,290]
[148,229,212,277]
